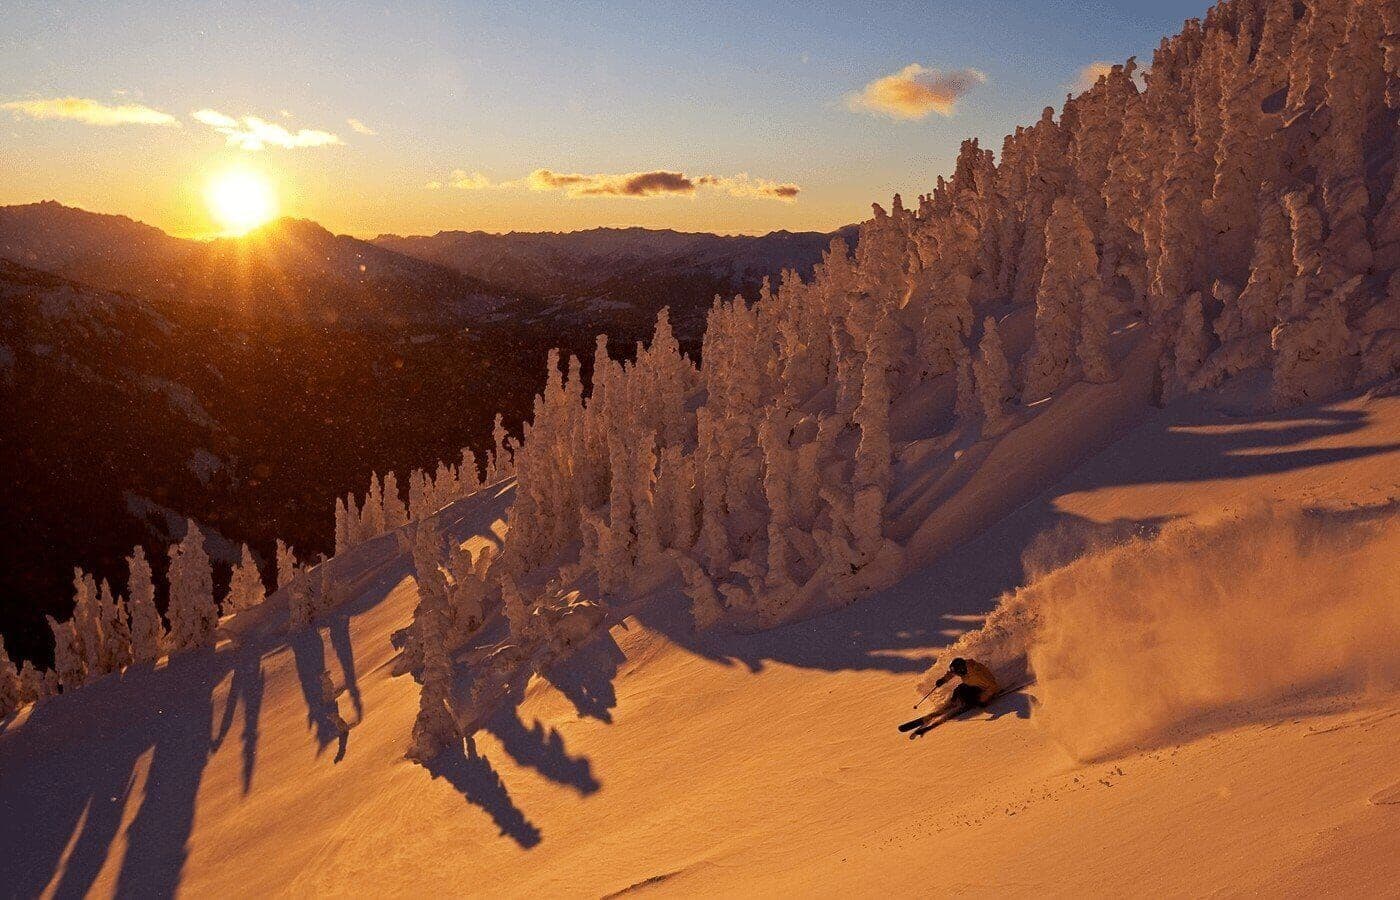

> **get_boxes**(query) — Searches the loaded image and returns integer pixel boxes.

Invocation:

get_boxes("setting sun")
[205,169,277,235]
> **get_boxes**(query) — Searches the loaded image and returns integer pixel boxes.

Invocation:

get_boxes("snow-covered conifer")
[69,568,104,679]
[1271,276,1357,407]
[500,575,536,644]
[975,317,1015,435]
[1025,196,1099,399]
[18,660,47,705]
[411,522,451,628]
[0,637,21,716]
[47,615,84,692]
[383,470,409,530]
[166,519,218,652]
[225,543,266,615]
[853,314,895,495]
[126,545,164,663]
[364,473,386,538]
[98,580,133,672]
[1171,291,1212,394]
[459,449,482,496]
[334,497,350,555]
[405,577,460,763]
[407,469,430,522]
[275,539,299,590]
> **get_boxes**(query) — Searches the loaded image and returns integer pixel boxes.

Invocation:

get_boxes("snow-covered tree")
[364,473,387,538]
[405,577,460,763]
[126,546,165,664]
[69,568,104,680]
[166,519,218,652]
[1271,276,1357,407]
[47,615,84,692]
[97,580,132,672]
[18,661,50,705]
[0,637,21,717]
[1025,196,1099,400]
[975,316,1015,435]
[225,543,266,615]
[383,470,409,530]
[334,497,350,556]
[275,539,300,591]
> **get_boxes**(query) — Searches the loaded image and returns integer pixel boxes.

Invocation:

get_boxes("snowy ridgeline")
[6,0,1400,761]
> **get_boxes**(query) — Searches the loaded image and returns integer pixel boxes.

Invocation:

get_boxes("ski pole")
[914,683,940,709]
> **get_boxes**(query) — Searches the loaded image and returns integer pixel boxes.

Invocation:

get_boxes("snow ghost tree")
[406,526,461,763]
[47,615,85,692]
[166,519,218,652]
[0,637,21,717]
[225,543,266,615]
[275,539,300,590]
[1025,196,1100,400]
[975,317,1015,435]
[126,545,166,664]
[383,470,409,530]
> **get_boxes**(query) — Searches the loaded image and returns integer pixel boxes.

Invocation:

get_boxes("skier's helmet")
[950,657,967,675]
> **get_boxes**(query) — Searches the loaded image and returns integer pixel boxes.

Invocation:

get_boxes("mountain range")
[0,200,853,664]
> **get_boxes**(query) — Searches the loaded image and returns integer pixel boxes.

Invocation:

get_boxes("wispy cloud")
[528,169,696,198]
[697,174,799,201]
[1072,61,1115,92]
[346,117,377,136]
[847,64,986,120]
[2,96,179,127]
[524,169,799,201]
[193,108,342,150]
[449,169,491,189]
[427,167,799,201]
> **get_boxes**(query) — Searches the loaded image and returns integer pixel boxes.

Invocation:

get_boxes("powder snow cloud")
[848,64,986,119]
[193,109,343,150]
[2,96,179,127]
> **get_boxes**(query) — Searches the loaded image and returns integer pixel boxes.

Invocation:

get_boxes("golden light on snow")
[205,168,279,236]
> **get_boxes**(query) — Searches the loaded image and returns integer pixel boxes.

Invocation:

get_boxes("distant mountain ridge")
[0,201,853,664]
[0,202,855,337]
[0,203,512,327]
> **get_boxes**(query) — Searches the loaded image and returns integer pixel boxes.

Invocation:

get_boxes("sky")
[0,0,1210,239]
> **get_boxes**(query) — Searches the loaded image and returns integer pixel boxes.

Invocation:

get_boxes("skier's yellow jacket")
[936,659,1000,703]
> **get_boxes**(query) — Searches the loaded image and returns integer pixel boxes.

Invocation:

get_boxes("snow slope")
[2,387,1397,897]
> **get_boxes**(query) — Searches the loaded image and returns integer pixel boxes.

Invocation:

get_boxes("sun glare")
[205,169,278,236]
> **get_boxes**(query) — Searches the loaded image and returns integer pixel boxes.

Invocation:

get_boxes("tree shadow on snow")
[536,630,624,724]
[423,741,542,849]
[0,650,218,900]
[0,496,453,896]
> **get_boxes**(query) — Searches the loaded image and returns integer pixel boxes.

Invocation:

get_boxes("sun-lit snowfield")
[3,380,1395,898]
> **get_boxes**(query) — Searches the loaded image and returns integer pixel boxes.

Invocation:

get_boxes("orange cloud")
[848,64,986,119]
[528,169,695,197]
[524,169,799,201]
[2,96,179,127]
[697,174,800,202]
[346,117,377,136]
[193,109,342,150]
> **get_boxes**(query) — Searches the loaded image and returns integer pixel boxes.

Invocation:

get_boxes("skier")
[898,657,1000,736]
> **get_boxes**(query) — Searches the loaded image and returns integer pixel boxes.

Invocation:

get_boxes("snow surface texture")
[0,390,1395,897]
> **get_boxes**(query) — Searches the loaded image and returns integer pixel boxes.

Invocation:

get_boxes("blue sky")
[0,0,1209,236]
